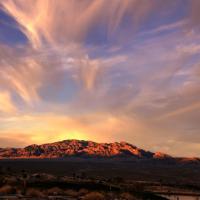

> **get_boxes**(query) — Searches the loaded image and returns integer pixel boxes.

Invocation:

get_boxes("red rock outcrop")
[0,140,198,163]
[0,139,155,159]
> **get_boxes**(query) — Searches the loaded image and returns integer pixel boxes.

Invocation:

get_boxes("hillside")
[0,139,171,159]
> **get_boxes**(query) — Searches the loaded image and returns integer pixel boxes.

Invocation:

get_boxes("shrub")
[4,176,17,184]
[0,185,16,195]
[120,192,137,200]
[26,188,45,197]
[64,189,78,197]
[78,188,89,196]
[83,192,105,200]
[106,192,116,199]
[46,187,64,195]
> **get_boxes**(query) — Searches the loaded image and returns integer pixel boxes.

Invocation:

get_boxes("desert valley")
[0,140,200,199]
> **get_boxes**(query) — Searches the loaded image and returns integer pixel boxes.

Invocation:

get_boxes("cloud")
[1,0,175,48]
[69,55,103,91]
[0,91,16,113]
[0,45,43,104]
[1,0,101,48]
[158,102,200,119]
[0,44,100,104]
[189,0,200,29]
[0,28,199,156]
[142,20,186,37]
[0,112,144,146]
[0,134,30,147]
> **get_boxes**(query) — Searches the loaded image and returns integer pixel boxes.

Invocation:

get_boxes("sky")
[0,0,200,157]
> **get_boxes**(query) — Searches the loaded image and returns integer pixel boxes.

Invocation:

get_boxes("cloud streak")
[1,0,176,48]
[0,91,16,113]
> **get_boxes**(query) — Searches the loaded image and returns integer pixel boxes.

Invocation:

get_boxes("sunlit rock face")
[0,139,198,163]
[153,152,171,159]
[0,139,155,159]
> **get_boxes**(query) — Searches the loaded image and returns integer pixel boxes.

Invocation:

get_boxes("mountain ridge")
[0,139,170,159]
[0,139,198,163]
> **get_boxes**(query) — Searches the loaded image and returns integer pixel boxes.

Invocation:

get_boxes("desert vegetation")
[0,160,200,199]
[0,165,170,199]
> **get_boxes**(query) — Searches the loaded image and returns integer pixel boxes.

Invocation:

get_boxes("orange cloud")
[0,91,16,113]
[0,112,147,146]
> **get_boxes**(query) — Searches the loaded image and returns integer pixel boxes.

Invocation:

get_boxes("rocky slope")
[0,139,172,159]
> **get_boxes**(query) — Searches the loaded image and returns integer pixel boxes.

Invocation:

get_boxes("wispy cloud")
[0,91,16,113]
[1,0,176,48]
